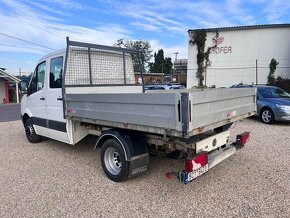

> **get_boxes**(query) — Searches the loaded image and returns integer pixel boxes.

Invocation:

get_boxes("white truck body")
[21,38,256,183]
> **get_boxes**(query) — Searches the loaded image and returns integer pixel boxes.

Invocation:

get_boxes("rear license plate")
[187,164,209,182]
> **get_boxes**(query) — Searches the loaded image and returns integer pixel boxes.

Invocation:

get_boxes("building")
[174,59,187,74]
[187,24,290,88]
[0,69,21,104]
[135,72,163,84]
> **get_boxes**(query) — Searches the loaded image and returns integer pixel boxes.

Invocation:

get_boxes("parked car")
[230,84,290,124]
[145,84,184,91]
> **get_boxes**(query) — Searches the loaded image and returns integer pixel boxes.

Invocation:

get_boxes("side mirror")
[19,81,28,94]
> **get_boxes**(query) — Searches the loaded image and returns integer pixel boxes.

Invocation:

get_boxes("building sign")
[211,36,232,54]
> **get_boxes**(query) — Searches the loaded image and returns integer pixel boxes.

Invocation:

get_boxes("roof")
[188,23,290,33]
[0,69,21,83]
[38,49,66,63]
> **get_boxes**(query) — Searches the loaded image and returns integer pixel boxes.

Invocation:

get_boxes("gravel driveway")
[0,118,289,217]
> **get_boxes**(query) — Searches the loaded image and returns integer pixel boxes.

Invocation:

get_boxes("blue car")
[231,85,290,124]
[257,86,290,124]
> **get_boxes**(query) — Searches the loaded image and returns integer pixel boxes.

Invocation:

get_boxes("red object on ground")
[166,172,173,179]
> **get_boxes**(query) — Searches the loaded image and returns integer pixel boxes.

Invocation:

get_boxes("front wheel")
[101,138,129,182]
[260,108,275,124]
[24,118,41,143]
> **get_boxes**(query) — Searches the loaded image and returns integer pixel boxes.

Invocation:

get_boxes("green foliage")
[163,57,173,74]
[114,39,153,72]
[267,58,279,85]
[275,76,290,93]
[189,30,219,88]
[149,49,173,74]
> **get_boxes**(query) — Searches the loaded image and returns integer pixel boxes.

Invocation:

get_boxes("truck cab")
[21,49,70,144]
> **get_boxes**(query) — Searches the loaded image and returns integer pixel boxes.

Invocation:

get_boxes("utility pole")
[19,68,21,77]
[256,59,258,85]
[161,63,164,83]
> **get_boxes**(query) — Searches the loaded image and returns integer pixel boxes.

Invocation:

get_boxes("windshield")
[258,87,290,98]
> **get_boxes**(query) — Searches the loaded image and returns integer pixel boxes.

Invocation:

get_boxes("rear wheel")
[260,108,275,124]
[24,118,41,143]
[101,138,129,182]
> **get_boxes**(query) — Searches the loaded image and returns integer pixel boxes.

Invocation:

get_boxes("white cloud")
[131,22,161,32]
[0,0,130,53]
[262,0,290,23]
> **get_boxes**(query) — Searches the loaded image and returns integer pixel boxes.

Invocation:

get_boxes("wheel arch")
[97,129,149,179]
[22,113,30,125]
[95,129,149,162]
[96,131,130,161]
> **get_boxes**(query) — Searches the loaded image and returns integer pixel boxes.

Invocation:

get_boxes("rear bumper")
[177,142,245,184]
[208,142,243,170]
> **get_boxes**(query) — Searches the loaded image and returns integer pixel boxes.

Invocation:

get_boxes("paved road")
[0,118,289,217]
[0,104,21,122]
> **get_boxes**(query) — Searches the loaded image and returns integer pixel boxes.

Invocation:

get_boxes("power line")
[0,32,56,50]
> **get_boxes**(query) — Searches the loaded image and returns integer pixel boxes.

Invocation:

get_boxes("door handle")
[40,97,45,100]
[57,97,63,101]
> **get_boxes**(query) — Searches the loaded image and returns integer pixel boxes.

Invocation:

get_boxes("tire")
[24,118,41,143]
[260,108,275,124]
[101,138,129,182]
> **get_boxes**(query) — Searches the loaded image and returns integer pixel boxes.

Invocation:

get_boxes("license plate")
[187,164,209,182]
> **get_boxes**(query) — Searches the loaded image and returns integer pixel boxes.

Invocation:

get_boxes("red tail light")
[236,132,250,145]
[185,153,208,173]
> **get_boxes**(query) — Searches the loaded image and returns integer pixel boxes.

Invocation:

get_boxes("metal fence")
[64,37,144,87]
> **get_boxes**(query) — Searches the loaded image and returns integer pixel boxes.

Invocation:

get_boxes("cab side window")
[50,56,63,88]
[28,61,46,95]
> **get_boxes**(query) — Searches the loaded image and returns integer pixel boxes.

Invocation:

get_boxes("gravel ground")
[0,118,289,218]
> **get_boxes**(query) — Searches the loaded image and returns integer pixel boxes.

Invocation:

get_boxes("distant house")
[0,69,21,104]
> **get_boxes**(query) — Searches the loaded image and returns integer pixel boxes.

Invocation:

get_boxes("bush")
[274,77,290,92]
[267,58,279,85]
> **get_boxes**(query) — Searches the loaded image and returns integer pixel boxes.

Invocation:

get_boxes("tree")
[149,49,172,74]
[267,58,279,85]
[114,39,153,72]
[189,30,219,87]
[163,57,173,74]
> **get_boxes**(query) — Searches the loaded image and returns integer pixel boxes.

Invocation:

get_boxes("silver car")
[257,86,290,124]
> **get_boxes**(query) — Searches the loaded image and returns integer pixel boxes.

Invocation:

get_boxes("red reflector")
[166,172,173,179]
[185,159,193,172]
[237,132,250,145]
[185,153,208,173]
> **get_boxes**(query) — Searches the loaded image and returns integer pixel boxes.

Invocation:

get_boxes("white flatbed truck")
[21,37,256,183]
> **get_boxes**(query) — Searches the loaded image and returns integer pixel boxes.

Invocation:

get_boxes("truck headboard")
[63,37,144,88]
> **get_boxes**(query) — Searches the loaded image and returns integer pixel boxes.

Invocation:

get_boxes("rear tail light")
[236,132,250,145]
[185,153,208,173]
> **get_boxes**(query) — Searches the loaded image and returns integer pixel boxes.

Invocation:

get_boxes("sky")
[0,0,289,75]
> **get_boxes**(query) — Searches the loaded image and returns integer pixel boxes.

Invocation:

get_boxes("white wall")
[0,78,5,102]
[187,27,290,88]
